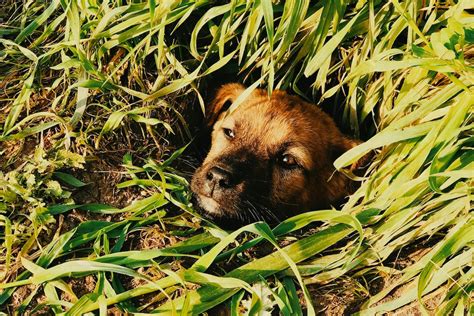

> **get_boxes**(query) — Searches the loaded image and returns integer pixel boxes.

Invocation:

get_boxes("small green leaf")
[53,172,88,188]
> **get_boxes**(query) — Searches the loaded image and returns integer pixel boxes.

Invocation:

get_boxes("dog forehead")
[237,98,313,143]
[232,102,290,143]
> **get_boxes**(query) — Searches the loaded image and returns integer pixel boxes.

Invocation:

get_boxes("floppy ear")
[206,83,246,128]
[332,138,372,174]
[331,137,358,161]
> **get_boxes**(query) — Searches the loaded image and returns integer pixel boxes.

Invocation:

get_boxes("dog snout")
[206,166,233,190]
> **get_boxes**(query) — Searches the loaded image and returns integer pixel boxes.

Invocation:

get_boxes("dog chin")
[192,194,227,220]
[194,194,221,214]
[191,194,244,229]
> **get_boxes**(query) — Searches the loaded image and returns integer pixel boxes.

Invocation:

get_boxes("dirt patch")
[306,277,368,315]
[73,160,140,210]
[69,275,97,298]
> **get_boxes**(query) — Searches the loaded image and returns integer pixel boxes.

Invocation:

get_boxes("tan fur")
[191,83,359,225]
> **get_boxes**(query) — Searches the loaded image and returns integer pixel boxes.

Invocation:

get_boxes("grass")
[0,0,473,314]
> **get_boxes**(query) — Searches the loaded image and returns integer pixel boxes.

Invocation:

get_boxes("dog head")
[191,83,357,228]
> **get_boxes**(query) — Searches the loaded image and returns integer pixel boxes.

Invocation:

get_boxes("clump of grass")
[1,0,473,315]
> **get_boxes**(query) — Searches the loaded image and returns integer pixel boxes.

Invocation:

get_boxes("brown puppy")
[191,83,358,228]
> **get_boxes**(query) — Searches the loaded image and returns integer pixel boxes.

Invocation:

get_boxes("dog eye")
[279,154,298,168]
[223,128,235,139]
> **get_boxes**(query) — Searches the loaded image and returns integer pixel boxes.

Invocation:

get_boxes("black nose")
[206,166,233,189]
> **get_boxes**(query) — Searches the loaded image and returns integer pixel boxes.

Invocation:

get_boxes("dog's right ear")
[205,83,246,128]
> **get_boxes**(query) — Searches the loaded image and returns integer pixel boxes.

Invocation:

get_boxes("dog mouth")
[192,194,222,217]
[191,192,281,229]
[191,193,245,229]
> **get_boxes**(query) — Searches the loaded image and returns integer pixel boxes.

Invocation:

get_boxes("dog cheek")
[271,172,307,207]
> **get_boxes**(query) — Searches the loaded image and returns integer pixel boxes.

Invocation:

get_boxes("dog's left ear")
[331,138,358,159]
[206,83,246,128]
[332,138,372,174]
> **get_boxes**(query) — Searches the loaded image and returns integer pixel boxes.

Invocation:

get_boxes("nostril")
[218,178,230,188]
[206,166,234,189]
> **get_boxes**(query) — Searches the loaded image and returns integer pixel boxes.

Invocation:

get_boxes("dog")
[191,83,360,228]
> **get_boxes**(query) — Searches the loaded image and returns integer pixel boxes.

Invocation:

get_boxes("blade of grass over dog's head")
[304,11,362,77]
[334,122,435,169]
